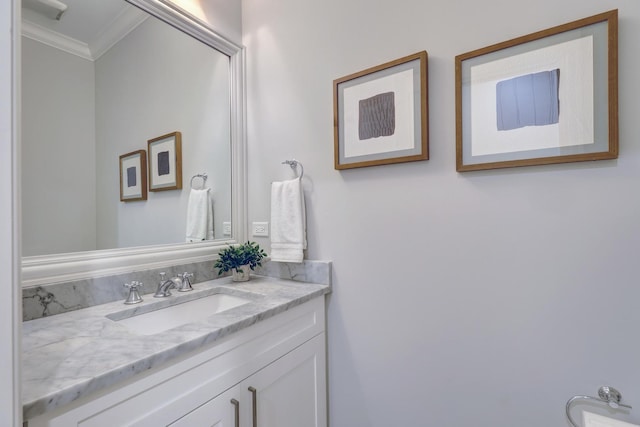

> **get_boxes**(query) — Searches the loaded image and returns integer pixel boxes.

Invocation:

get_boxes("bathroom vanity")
[23,276,329,427]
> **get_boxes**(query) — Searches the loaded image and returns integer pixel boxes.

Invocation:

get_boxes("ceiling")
[22,0,148,60]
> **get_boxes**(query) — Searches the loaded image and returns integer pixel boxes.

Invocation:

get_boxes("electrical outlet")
[252,222,269,237]
[223,222,231,237]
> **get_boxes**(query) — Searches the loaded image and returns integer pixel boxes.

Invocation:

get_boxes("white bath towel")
[186,188,214,242]
[270,178,306,263]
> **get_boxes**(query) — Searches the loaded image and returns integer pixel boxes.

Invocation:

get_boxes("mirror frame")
[21,0,247,287]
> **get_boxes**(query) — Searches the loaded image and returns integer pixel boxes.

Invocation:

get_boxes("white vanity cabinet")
[27,297,326,427]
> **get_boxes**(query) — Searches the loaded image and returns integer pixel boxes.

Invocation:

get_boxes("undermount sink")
[108,292,251,335]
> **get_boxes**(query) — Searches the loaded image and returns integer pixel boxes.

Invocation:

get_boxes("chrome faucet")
[154,272,182,298]
[153,272,194,297]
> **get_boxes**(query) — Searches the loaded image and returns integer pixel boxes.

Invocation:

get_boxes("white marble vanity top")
[22,276,330,420]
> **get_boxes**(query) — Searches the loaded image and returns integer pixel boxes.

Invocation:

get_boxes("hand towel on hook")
[186,188,214,242]
[270,177,306,263]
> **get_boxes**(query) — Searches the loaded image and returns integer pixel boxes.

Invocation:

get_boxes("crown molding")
[90,8,148,60]
[21,19,92,60]
[21,7,148,61]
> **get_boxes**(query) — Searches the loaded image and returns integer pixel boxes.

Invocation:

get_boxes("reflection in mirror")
[20,0,246,288]
[21,0,232,257]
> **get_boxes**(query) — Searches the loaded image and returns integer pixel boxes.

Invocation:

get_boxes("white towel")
[584,411,639,427]
[186,188,214,242]
[270,178,306,263]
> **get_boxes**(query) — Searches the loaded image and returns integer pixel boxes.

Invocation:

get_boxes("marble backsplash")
[23,259,332,321]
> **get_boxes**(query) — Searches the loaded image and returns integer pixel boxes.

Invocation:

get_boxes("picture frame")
[119,150,147,202]
[334,51,428,170]
[147,131,182,191]
[455,10,618,172]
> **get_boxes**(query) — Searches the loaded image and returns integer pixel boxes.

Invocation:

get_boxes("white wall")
[1,0,20,424]
[95,16,231,249]
[21,37,96,256]
[243,1,640,426]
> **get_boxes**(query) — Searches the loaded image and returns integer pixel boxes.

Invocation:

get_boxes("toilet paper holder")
[566,386,632,427]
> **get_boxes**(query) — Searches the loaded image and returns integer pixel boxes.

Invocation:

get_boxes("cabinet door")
[169,383,241,427]
[242,333,327,427]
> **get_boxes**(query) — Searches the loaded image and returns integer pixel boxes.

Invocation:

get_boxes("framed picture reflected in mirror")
[119,149,147,202]
[148,131,183,191]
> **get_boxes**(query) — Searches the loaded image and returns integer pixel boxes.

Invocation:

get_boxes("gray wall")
[242,1,640,426]
[21,37,96,256]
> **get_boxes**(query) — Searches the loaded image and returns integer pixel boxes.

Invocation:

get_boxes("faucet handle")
[123,281,143,304]
[178,272,194,292]
[124,281,143,289]
[159,272,166,282]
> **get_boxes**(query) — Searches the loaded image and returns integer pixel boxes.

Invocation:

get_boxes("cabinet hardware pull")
[231,398,240,427]
[248,386,258,427]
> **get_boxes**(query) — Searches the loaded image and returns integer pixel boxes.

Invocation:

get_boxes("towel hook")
[282,159,304,179]
[190,173,208,189]
[566,386,632,427]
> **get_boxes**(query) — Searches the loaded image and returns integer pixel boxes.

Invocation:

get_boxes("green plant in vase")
[214,241,267,281]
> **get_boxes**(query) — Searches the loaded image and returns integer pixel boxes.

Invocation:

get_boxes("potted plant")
[214,241,267,282]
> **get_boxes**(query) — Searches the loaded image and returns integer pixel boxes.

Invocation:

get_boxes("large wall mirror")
[21,0,247,286]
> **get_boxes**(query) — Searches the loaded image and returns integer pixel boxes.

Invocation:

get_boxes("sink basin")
[108,293,251,335]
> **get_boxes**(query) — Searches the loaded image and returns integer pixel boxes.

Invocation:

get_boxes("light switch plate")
[252,222,269,237]
[223,222,231,237]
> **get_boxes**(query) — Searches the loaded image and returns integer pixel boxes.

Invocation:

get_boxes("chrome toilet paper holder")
[566,386,632,427]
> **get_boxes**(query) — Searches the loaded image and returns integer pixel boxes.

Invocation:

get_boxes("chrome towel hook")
[282,159,304,179]
[190,173,208,189]
[566,386,632,427]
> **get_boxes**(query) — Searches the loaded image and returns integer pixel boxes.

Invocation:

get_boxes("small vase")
[232,264,251,282]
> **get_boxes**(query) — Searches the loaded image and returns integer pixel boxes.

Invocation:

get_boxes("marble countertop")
[22,276,330,420]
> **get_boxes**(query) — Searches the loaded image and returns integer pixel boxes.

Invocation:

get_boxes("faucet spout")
[154,276,182,298]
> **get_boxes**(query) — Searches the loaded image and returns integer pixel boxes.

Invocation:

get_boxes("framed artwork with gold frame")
[334,51,429,170]
[119,150,147,202]
[455,10,618,172]
[148,131,182,191]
